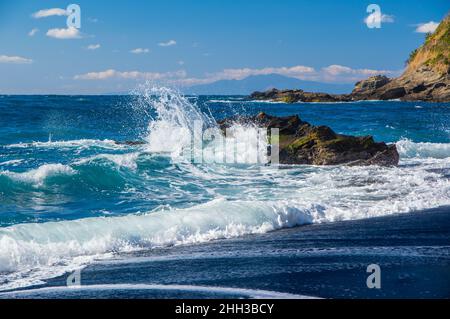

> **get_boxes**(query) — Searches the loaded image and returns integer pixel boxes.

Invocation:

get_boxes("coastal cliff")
[250,14,449,103]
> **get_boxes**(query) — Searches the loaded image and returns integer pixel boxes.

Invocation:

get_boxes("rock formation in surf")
[218,112,399,166]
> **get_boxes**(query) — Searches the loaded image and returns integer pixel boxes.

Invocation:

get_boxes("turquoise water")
[0,88,449,296]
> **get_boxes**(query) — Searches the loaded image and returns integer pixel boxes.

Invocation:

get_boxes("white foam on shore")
[0,283,318,299]
[0,199,313,273]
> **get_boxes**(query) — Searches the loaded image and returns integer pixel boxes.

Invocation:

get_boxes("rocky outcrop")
[351,75,392,99]
[250,89,352,103]
[218,112,399,166]
[250,13,449,103]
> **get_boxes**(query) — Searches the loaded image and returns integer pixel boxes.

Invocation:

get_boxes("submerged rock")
[115,140,146,146]
[218,112,399,166]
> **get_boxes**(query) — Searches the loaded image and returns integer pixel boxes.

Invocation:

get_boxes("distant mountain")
[183,74,353,95]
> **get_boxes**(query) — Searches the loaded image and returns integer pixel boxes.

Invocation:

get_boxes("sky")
[0,0,448,94]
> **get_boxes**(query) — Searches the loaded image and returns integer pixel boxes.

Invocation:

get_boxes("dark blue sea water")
[0,88,449,298]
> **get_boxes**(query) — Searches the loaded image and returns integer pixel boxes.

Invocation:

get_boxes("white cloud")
[218,65,315,80]
[179,64,398,86]
[322,65,354,76]
[0,55,33,64]
[364,12,395,25]
[130,48,150,54]
[415,21,439,33]
[73,64,396,86]
[321,64,397,82]
[46,27,81,39]
[158,40,177,47]
[87,44,101,50]
[178,60,185,65]
[28,28,39,37]
[32,8,67,18]
[74,69,116,80]
[178,65,316,86]
[74,69,186,81]
[322,64,392,76]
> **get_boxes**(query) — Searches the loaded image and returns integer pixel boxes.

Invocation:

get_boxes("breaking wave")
[0,164,76,187]
[396,139,450,159]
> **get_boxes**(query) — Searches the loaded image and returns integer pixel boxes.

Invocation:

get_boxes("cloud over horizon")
[74,69,186,81]
[0,55,33,64]
[73,64,397,87]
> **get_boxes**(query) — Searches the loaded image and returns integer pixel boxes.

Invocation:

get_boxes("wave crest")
[396,139,450,159]
[0,164,76,187]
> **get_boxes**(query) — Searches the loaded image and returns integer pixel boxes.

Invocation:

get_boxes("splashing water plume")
[132,85,269,164]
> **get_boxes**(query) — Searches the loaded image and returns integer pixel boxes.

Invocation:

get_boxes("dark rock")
[433,82,446,89]
[379,87,407,100]
[249,89,352,103]
[348,144,399,166]
[115,140,146,146]
[218,113,399,166]
[352,75,391,96]
[411,83,427,93]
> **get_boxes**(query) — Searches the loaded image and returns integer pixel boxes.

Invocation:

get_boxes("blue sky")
[0,0,448,94]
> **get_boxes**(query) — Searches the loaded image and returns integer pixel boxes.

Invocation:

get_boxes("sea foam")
[397,139,450,159]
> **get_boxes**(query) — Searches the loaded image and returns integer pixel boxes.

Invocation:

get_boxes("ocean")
[0,87,449,298]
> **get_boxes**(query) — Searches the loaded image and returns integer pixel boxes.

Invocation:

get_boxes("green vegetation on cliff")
[407,13,450,74]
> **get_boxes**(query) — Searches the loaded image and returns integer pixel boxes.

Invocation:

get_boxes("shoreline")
[2,205,449,298]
